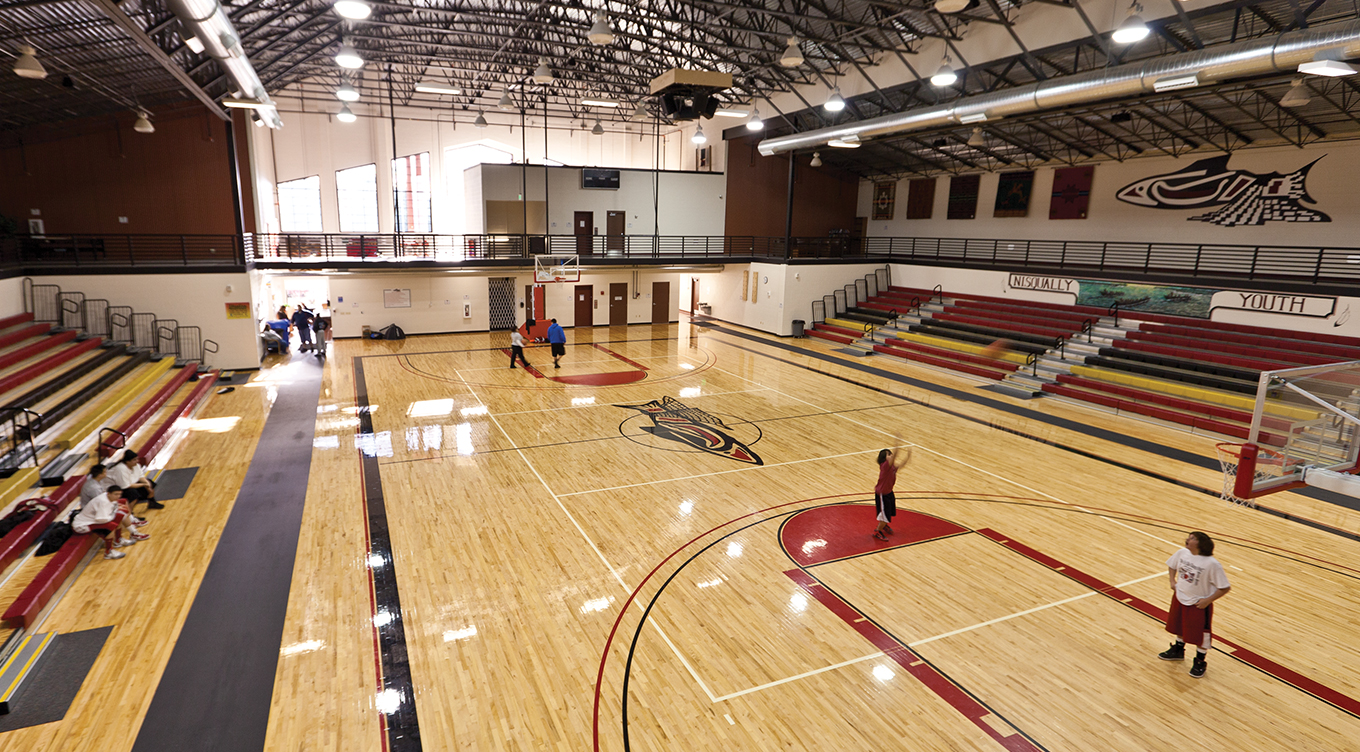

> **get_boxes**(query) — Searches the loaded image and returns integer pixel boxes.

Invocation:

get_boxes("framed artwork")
[1050,165,1095,219]
[993,171,1035,218]
[225,302,251,320]
[872,181,896,220]
[696,146,712,170]
[947,174,980,220]
[906,178,936,219]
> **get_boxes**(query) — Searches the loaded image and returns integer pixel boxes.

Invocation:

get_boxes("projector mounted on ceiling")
[649,68,734,122]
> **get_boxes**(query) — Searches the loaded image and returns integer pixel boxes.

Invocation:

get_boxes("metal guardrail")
[1,233,244,269]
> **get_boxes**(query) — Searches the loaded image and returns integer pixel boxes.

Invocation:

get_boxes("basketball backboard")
[534,255,580,284]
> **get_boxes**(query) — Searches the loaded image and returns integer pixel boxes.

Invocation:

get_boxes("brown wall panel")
[0,104,237,235]
[723,134,858,238]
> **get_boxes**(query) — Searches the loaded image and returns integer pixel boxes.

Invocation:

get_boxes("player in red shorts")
[1159,531,1231,678]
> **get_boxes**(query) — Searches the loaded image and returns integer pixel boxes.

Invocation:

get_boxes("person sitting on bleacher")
[108,451,163,510]
[81,463,148,526]
[73,486,149,560]
[267,312,292,353]
[261,321,285,353]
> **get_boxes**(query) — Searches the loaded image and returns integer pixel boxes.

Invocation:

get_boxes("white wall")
[30,272,258,370]
[250,94,724,235]
[477,164,726,236]
[695,262,888,337]
[318,269,683,338]
[0,277,22,319]
[860,140,1360,249]
[887,263,1360,339]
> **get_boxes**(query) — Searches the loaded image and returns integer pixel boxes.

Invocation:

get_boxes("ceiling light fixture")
[336,80,360,101]
[691,123,707,145]
[221,98,276,110]
[473,111,488,128]
[958,111,988,124]
[1152,73,1200,92]
[588,11,616,45]
[934,0,972,12]
[13,44,47,80]
[746,104,764,131]
[532,58,554,85]
[1279,77,1312,107]
[1298,57,1358,77]
[335,41,364,69]
[809,151,822,167]
[931,59,957,87]
[828,134,860,148]
[779,36,804,67]
[630,101,648,121]
[824,87,846,112]
[497,89,514,109]
[591,119,604,135]
[713,108,749,118]
[337,103,357,123]
[333,0,372,20]
[967,127,985,147]
[1112,3,1150,45]
[184,35,205,54]
[133,110,154,134]
[251,112,264,127]
[581,98,619,107]
[414,82,460,95]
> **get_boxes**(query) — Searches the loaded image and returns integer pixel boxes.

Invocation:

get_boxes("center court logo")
[615,395,763,465]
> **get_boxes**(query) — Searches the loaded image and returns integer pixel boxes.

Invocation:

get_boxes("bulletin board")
[383,289,411,308]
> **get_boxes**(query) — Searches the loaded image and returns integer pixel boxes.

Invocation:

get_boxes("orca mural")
[1115,155,1330,226]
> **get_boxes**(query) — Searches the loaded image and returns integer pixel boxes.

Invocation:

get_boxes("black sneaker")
[1158,643,1185,661]
[1189,655,1206,678]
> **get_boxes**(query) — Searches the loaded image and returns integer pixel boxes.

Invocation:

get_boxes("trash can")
[699,304,712,315]
[791,319,805,338]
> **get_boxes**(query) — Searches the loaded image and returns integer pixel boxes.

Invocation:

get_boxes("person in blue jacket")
[291,304,316,352]
[267,312,292,354]
[547,319,567,369]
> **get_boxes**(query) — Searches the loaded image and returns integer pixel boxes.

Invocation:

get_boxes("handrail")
[1081,318,1095,344]
[1108,302,1121,328]
[932,284,943,305]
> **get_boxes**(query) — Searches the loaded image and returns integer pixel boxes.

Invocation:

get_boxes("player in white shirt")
[509,329,532,369]
[1158,531,1231,678]
[108,450,162,509]
[73,487,150,560]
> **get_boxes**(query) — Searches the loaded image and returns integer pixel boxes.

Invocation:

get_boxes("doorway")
[574,284,593,327]
[524,284,545,326]
[606,211,625,254]
[574,211,593,255]
[651,281,670,324]
[689,278,700,313]
[609,283,628,326]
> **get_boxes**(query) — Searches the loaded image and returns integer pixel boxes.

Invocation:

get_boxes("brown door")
[652,281,670,324]
[524,284,546,325]
[574,284,593,327]
[574,211,593,255]
[690,278,699,313]
[609,282,628,326]
[606,211,625,253]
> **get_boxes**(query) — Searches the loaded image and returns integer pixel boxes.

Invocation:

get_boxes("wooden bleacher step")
[0,631,57,714]
[39,450,88,487]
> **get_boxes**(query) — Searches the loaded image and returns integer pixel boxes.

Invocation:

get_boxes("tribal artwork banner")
[947,174,980,220]
[1115,155,1330,226]
[1050,165,1094,219]
[906,178,936,219]
[993,171,1035,218]
[872,181,896,220]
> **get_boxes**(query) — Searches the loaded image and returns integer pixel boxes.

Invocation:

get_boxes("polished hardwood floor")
[7,319,1359,751]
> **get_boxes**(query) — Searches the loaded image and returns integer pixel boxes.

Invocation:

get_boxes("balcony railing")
[0,233,244,269]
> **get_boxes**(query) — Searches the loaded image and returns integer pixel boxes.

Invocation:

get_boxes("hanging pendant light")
[336,79,360,102]
[824,87,845,112]
[630,101,648,121]
[133,110,155,133]
[746,104,764,131]
[474,111,488,128]
[691,123,707,145]
[532,58,554,85]
[337,103,357,123]
[333,0,372,20]
[967,127,986,147]
[779,37,804,67]
[591,119,604,135]
[335,40,364,69]
[497,89,514,110]
[588,11,615,45]
[1112,3,1150,45]
[931,59,957,87]
[13,44,47,79]
[1279,77,1312,107]
[809,152,822,167]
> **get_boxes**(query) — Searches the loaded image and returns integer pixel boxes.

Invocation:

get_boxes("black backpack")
[380,324,406,340]
[35,521,73,556]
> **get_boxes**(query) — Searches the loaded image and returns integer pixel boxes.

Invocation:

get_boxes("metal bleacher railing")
[2,231,1358,289]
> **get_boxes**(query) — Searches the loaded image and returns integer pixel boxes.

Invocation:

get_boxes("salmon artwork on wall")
[1115,155,1330,226]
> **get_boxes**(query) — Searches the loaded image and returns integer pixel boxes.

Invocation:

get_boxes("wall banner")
[1005,276,1337,320]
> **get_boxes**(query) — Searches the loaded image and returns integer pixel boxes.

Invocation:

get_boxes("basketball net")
[1215,442,1291,508]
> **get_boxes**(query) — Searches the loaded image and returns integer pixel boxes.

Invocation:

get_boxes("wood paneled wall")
[0,104,239,235]
[723,133,859,238]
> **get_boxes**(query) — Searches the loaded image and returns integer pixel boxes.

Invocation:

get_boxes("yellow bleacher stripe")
[1068,366,1318,421]
[54,357,175,450]
[891,331,1029,365]
[0,632,53,700]
[0,468,40,508]
[825,318,874,331]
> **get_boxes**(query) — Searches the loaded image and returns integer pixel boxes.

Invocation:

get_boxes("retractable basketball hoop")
[534,254,581,284]
[1215,360,1360,506]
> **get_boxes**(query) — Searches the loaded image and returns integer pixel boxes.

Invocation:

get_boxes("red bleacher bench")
[0,505,61,574]
[1,534,97,631]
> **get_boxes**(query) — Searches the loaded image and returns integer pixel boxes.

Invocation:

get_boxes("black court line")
[354,355,422,751]
[132,357,323,752]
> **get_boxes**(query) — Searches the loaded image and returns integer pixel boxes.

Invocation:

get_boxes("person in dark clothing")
[547,319,567,368]
[291,305,316,352]
[267,313,292,353]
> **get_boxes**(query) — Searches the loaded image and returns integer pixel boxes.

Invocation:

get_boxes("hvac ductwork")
[166,0,283,128]
[757,20,1360,156]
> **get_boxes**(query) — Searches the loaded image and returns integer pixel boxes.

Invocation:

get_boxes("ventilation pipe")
[757,20,1360,155]
[166,0,283,128]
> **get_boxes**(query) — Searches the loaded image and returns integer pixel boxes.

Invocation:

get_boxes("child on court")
[873,443,912,541]
[1159,531,1231,678]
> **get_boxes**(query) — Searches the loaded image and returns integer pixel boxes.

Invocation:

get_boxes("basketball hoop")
[1215,443,1296,507]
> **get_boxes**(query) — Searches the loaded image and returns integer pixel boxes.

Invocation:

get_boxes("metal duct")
[166,0,283,128]
[757,20,1360,155]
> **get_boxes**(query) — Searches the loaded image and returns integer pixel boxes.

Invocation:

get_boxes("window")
[277,176,322,232]
[392,152,432,233]
[336,163,379,232]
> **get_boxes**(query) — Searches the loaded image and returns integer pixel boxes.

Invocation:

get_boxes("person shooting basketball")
[873,442,912,541]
